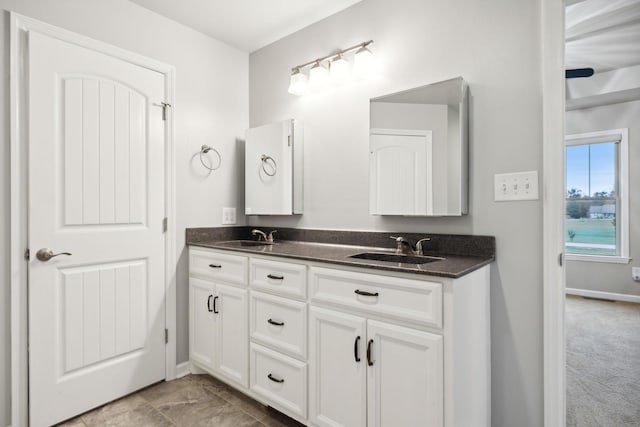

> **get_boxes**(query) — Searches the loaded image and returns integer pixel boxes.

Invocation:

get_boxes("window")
[565,129,629,263]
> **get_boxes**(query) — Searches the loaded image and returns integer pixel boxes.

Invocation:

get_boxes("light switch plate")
[632,267,640,281]
[222,207,236,225]
[494,171,539,201]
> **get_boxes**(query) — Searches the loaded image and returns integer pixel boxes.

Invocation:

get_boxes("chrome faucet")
[390,236,431,255]
[252,229,277,243]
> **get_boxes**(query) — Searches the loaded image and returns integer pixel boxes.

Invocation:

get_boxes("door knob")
[36,248,72,262]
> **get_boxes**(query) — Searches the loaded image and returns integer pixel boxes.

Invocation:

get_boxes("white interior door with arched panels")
[16,23,175,427]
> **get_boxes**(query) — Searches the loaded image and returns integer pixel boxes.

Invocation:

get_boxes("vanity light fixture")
[287,68,308,95]
[308,61,329,91]
[287,40,374,96]
[330,54,351,82]
[353,44,374,76]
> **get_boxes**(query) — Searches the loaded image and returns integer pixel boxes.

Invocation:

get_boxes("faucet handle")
[267,230,277,243]
[390,236,406,242]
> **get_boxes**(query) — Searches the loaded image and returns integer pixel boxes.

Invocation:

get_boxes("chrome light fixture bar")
[288,40,374,95]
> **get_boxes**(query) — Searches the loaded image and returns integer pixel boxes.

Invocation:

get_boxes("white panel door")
[366,320,443,427]
[216,284,249,387]
[370,131,432,215]
[28,31,166,426]
[189,278,216,369]
[245,120,293,215]
[309,307,367,427]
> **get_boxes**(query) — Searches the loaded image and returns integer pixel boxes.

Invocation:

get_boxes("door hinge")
[24,248,30,261]
[165,328,169,344]
[162,217,168,233]
[558,253,564,266]
[288,135,292,146]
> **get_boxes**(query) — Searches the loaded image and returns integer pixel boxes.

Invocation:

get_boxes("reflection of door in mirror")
[370,129,432,215]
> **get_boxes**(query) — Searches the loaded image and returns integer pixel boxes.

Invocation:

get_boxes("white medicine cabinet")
[245,119,303,215]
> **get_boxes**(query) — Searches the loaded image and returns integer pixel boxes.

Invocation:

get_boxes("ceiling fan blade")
[565,68,594,78]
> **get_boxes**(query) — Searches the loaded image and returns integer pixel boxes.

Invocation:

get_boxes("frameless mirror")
[369,77,468,216]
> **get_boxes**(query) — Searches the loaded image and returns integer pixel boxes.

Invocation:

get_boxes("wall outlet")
[222,207,236,225]
[494,171,539,201]
[632,267,640,281]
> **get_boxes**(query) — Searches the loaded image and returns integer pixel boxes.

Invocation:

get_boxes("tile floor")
[56,374,305,427]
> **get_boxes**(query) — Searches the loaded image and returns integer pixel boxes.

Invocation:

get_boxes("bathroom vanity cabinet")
[189,245,490,427]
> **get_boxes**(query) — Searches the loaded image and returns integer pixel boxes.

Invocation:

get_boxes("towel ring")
[200,145,221,171]
[261,154,277,176]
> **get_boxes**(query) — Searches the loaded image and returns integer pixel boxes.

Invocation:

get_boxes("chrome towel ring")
[261,154,277,176]
[200,145,221,171]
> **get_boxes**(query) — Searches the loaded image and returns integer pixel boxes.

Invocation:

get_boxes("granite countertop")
[186,227,495,279]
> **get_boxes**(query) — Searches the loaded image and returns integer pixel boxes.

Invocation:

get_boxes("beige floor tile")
[91,403,174,427]
[80,394,147,425]
[137,378,192,405]
[217,388,270,420]
[186,404,265,427]
[154,389,230,425]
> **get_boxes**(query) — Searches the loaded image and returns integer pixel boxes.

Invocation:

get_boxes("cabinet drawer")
[250,258,307,300]
[189,248,248,285]
[309,266,443,328]
[250,291,307,359]
[250,343,307,419]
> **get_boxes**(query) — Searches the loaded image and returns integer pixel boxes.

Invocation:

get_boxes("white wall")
[249,0,543,425]
[566,100,640,297]
[0,1,249,424]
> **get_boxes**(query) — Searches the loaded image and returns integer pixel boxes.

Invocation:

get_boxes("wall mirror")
[369,77,468,216]
[245,119,303,215]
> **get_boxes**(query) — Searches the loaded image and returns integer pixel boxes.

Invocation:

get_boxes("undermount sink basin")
[217,240,274,247]
[349,252,444,265]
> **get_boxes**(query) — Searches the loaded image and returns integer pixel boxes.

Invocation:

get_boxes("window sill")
[565,254,630,264]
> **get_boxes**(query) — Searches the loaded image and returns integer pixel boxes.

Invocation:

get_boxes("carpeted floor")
[566,295,640,426]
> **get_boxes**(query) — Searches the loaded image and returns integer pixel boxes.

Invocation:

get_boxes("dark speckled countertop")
[187,227,495,279]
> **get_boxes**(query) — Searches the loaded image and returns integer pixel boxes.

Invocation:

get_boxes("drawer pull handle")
[267,373,285,383]
[209,264,222,269]
[267,318,285,326]
[367,339,374,366]
[207,295,214,312]
[355,289,379,297]
[267,274,284,280]
[354,336,361,362]
[213,296,219,314]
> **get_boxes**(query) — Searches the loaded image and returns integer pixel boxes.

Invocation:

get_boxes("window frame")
[565,128,629,264]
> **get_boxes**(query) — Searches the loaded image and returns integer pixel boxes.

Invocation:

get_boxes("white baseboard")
[175,362,191,378]
[566,288,640,303]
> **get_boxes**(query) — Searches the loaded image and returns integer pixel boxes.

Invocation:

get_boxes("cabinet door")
[369,131,432,215]
[245,119,294,215]
[366,320,443,427]
[309,307,367,427]
[189,278,216,369]
[216,283,249,387]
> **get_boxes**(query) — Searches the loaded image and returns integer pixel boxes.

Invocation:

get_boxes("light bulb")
[288,69,308,95]
[330,55,351,82]
[353,45,374,76]
[309,62,329,92]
